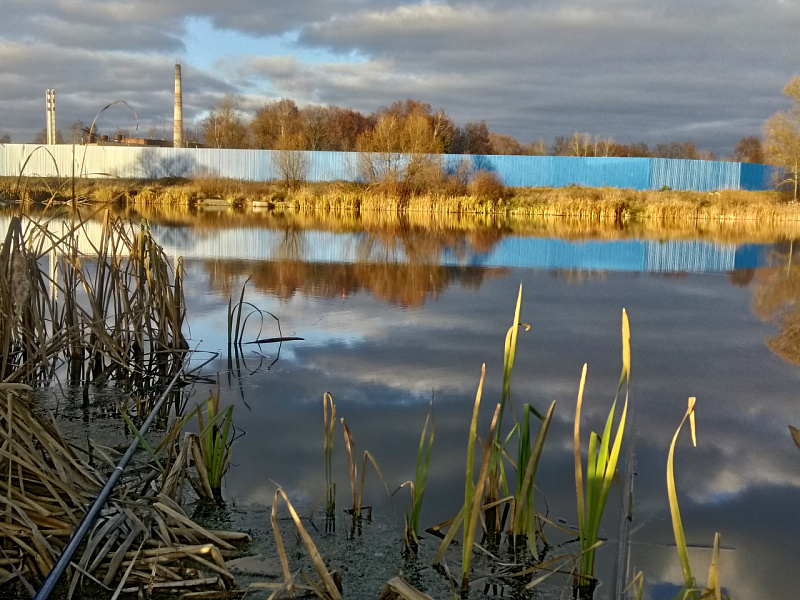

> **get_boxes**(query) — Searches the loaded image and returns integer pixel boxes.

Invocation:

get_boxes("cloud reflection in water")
[180,254,799,599]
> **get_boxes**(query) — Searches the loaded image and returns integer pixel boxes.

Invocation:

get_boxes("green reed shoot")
[157,386,234,502]
[227,278,250,348]
[667,396,724,600]
[574,308,631,589]
[454,365,503,589]
[324,392,336,515]
[707,533,722,600]
[668,397,698,595]
[194,391,234,501]
[499,283,528,431]
[626,571,644,600]
[486,283,530,537]
[511,400,555,559]
[401,399,434,551]
[431,367,491,580]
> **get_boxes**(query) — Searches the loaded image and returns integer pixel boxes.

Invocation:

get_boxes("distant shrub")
[469,170,508,201]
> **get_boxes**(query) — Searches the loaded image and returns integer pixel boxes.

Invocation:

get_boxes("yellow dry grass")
[0,387,250,596]
[6,177,800,244]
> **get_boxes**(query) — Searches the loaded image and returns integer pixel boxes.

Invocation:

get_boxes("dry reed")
[0,387,249,597]
[0,209,187,387]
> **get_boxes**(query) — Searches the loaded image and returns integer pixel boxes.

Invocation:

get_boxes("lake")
[11,207,800,599]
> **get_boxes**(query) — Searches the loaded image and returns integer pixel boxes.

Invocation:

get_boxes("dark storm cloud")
[0,0,798,154]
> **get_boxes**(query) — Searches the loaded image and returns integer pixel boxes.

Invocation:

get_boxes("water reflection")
[178,256,800,600]
[203,259,505,307]
[750,241,800,364]
[4,206,800,599]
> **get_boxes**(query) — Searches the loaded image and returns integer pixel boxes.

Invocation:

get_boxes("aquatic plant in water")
[400,398,434,552]
[324,392,336,518]
[667,397,724,600]
[164,387,234,503]
[573,308,631,592]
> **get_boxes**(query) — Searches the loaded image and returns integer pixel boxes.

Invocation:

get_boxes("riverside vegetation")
[1,175,798,227]
[0,207,736,600]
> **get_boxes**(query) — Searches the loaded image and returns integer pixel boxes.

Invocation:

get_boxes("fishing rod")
[34,356,190,600]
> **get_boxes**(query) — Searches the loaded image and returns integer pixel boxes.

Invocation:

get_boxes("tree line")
[195,95,770,163]
[0,98,769,166]
[5,80,798,182]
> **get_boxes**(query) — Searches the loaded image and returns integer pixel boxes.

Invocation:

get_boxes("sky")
[1,0,798,157]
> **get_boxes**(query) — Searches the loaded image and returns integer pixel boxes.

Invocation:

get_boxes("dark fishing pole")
[34,359,188,600]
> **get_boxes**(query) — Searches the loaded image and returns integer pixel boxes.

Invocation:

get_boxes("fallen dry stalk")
[0,387,250,598]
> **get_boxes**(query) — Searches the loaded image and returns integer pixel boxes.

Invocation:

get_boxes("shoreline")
[3,177,800,243]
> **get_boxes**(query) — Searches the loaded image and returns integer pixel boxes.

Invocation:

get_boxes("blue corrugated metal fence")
[0,144,775,191]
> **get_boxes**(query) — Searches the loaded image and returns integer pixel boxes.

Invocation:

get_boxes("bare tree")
[326,106,371,151]
[488,132,523,155]
[272,132,310,189]
[455,121,492,155]
[356,113,404,183]
[251,98,302,149]
[568,132,593,156]
[356,108,444,190]
[652,141,700,159]
[732,136,765,164]
[595,137,616,157]
[69,121,88,144]
[521,139,548,155]
[201,96,249,149]
[33,128,64,144]
[764,76,800,200]
[301,105,334,151]
[431,109,457,153]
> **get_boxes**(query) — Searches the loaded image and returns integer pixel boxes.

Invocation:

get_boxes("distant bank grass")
[3,176,799,235]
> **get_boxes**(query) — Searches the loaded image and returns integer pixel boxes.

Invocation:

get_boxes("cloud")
[1,0,798,154]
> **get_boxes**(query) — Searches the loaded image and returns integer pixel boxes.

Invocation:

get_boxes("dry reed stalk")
[377,576,436,600]
[0,210,188,388]
[270,487,343,600]
[0,388,251,597]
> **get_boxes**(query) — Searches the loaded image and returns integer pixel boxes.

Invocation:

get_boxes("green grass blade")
[498,283,530,436]
[514,400,555,556]
[462,401,501,590]
[410,400,434,537]
[115,401,164,471]
[574,363,589,545]
[706,532,721,600]
[463,364,485,546]
[667,396,698,596]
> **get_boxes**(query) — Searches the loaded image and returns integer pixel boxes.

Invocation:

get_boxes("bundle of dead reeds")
[0,210,187,387]
[0,387,249,597]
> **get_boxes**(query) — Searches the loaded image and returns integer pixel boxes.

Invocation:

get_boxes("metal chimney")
[173,64,183,148]
[46,89,56,145]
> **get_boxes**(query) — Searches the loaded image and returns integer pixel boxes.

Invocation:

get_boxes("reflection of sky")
[182,254,800,600]
[6,213,796,599]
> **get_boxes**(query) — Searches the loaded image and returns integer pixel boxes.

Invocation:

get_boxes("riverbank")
[1,175,795,224]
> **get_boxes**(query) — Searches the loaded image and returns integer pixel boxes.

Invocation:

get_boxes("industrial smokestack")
[46,89,56,145]
[173,64,183,148]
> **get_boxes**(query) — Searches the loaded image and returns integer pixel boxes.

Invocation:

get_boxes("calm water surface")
[18,209,800,599]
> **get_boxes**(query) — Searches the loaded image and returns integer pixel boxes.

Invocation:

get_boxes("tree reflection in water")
[750,240,800,364]
[201,219,510,307]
